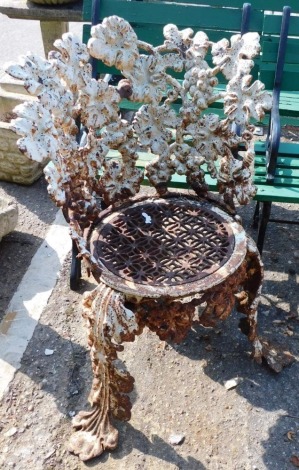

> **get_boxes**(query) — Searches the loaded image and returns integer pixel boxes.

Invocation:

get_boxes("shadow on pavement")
[174,306,299,470]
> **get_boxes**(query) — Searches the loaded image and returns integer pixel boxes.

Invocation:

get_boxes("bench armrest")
[265,6,291,183]
[266,88,281,182]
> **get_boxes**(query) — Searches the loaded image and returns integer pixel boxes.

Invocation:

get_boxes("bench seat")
[106,140,299,204]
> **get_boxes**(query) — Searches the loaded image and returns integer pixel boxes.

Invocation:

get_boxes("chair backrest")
[6,11,272,221]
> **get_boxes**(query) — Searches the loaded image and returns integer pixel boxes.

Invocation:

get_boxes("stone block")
[0,196,18,242]
[0,76,47,185]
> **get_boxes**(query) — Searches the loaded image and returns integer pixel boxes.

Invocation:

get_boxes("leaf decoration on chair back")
[6,15,272,216]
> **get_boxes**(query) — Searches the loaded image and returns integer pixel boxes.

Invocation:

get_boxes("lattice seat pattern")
[91,197,234,286]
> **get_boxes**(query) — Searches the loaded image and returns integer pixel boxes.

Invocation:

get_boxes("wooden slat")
[83,0,263,31]
[84,0,240,28]
[132,0,295,8]
[84,25,244,52]
[83,0,299,19]
[107,146,299,201]
[254,166,299,177]
[263,13,299,36]
[259,67,299,93]
[262,38,299,65]
[255,175,299,186]
[255,156,299,168]
[255,185,299,203]
[184,0,299,9]
[274,142,299,156]
[117,92,298,124]
[254,161,299,171]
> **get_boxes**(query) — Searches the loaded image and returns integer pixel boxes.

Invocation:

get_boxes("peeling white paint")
[142,212,152,224]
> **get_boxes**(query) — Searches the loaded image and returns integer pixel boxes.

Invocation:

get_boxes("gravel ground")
[0,178,57,323]
[0,140,299,469]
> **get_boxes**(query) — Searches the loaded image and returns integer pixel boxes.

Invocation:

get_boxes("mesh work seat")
[89,195,244,294]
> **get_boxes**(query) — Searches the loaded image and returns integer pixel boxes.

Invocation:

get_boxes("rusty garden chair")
[6,16,293,461]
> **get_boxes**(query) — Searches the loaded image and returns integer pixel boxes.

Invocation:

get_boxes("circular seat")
[89,195,247,298]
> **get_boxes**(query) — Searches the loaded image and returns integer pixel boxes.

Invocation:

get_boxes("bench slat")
[83,0,299,20]
[254,142,299,156]
[262,38,299,64]
[83,0,264,30]
[107,148,299,198]
[264,12,299,36]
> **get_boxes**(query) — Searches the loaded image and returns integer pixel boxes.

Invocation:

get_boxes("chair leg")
[237,237,294,372]
[70,240,82,291]
[235,238,263,361]
[252,201,260,229]
[68,283,143,461]
[256,201,272,255]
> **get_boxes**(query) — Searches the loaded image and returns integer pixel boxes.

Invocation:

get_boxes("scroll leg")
[236,237,294,372]
[235,238,264,363]
[68,283,142,461]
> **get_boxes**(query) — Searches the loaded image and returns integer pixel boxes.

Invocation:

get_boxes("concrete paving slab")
[0,210,71,399]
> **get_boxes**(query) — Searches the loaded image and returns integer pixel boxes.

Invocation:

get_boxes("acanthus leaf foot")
[68,406,118,461]
[252,337,295,373]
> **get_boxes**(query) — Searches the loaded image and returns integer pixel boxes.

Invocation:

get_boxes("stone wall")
[0,79,47,185]
[0,122,45,185]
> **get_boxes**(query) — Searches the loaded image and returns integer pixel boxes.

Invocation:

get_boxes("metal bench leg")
[252,201,260,229]
[257,201,272,254]
[70,239,82,291]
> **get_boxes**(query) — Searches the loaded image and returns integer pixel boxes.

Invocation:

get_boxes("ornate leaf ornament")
[163,23,194,51]
[11,102,58,162]
[225,75,272,125]
[49,34,91,92]
[211,32,261,78]
[6,16,271,213]
[88,15,139,69]
[133,104,178,154]
[79,79,120,129]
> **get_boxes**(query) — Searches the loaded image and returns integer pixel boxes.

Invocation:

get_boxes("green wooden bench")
[252,6,299,252]
[78,0,299,264]
[82,1,299,123]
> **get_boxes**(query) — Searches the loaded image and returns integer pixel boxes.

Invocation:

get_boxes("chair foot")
[70,240,82,291]
[68,407,118,461]
[70,256,81,291]
[252,201,260,229]
[256,201,272,254]
[251,337,294,373]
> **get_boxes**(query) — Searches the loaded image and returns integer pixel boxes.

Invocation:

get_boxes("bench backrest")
[261,11,299,92]
[83,1,261,80]
[82,0,299,94]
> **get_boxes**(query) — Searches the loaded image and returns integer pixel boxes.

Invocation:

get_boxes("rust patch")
[136,298,200,343]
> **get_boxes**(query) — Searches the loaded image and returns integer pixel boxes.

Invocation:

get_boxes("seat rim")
[88,194,248,299]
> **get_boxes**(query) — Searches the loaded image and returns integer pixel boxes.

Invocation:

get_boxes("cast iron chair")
[7,15,293,461]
